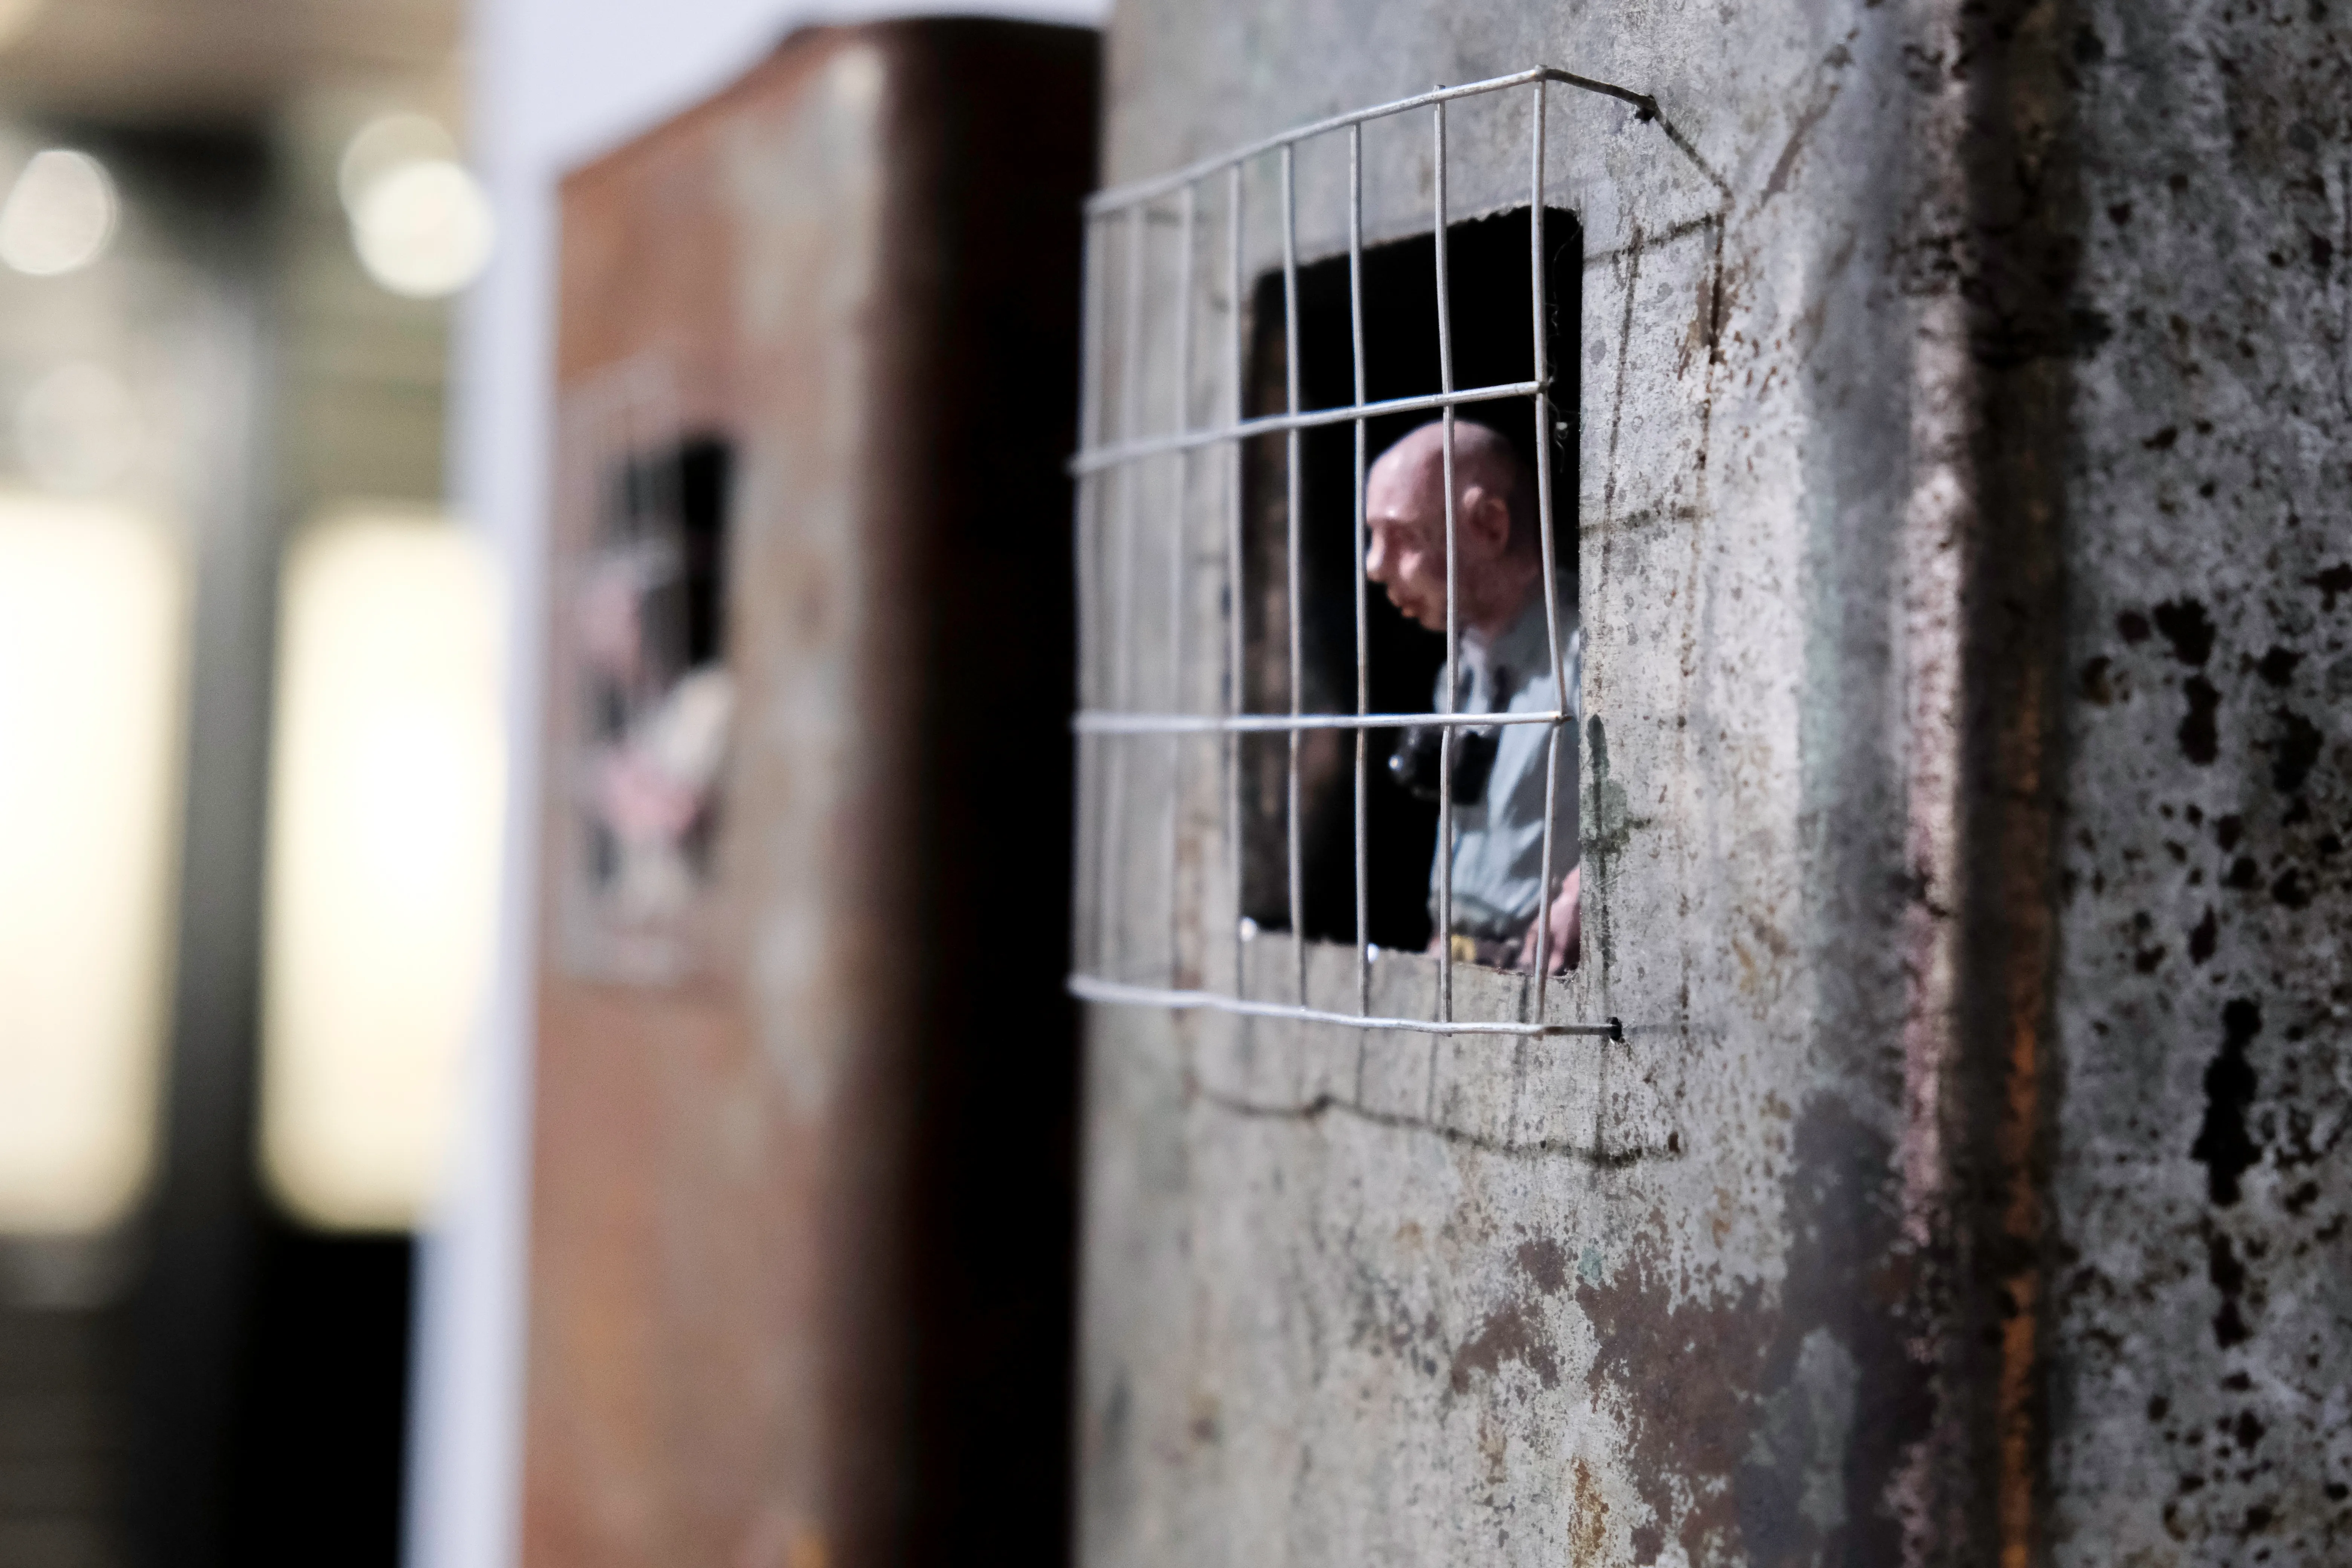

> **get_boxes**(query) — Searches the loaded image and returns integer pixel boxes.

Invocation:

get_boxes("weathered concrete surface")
[2046,5,2351,1563]
[1075,1,2348,1564]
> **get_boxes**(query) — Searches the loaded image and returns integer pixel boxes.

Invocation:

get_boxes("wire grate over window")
[1068,67,1668,1043]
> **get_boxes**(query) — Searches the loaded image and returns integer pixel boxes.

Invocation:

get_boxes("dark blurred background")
[0,5,476,1567]
[0,4,1107,1566]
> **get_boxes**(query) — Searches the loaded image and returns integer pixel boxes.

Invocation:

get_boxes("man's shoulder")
[1498,582,1577,671]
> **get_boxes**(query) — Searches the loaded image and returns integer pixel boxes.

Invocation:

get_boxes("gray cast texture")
[1073,0,2350,1563]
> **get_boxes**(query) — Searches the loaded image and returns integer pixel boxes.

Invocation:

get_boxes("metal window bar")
[1070,66,1639,1043]
[1164,184,1195,985]
[1529,76,1564,1003]
[1093,203,1148,979]
[1280,143,1306,1008]
[1348,122,1370,1023]
[1068,220,1102,976]
[1077,709,1564,735]
[1433,94,1455,1031]
[1076,227,1107,974]
[1069,381,1547,474]
[1223,162,1247,1016]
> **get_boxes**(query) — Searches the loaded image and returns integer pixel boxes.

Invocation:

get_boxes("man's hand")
[1516,865,1582,974]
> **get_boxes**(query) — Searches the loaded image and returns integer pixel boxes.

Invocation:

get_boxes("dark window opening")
[1240,206,1580,952]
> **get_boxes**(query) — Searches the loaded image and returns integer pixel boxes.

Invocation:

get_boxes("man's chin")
[1376,588,1445,631]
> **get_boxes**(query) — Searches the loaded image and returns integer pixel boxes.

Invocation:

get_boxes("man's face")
[1364,459,1449,630]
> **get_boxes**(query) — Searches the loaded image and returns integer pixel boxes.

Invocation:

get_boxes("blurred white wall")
[412,2,1107,1565]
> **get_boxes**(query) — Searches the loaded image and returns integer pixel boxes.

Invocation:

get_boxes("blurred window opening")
[557,399,738,983]
[261,507,503,1232]
[0,491,184,1234]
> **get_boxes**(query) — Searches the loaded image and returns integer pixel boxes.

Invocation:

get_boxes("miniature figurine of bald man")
[1365,420,1581,972]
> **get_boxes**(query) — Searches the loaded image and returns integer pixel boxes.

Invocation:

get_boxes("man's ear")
[1461,485,1513,557]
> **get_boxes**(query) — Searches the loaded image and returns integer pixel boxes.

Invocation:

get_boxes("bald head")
[1363,420,1542,635]
[1367,421,1536,554]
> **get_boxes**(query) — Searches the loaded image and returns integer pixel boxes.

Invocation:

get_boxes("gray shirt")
[1430,581,1581,942]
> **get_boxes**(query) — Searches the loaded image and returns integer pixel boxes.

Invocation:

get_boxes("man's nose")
[1364,527,1389,579]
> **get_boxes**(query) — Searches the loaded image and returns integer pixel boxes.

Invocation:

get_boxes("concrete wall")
[2049,2,2349,1559]
[1074,2,2348,1564]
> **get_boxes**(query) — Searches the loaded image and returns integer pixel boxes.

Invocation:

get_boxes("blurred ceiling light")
[0,0,46,52]
[262,510,504,1231]
[0,493,184,1235]
[351,158,493,299]
[18,361,142,493]
[337,111,458,214]
[0,150,119,277]
[338,113,492,299]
